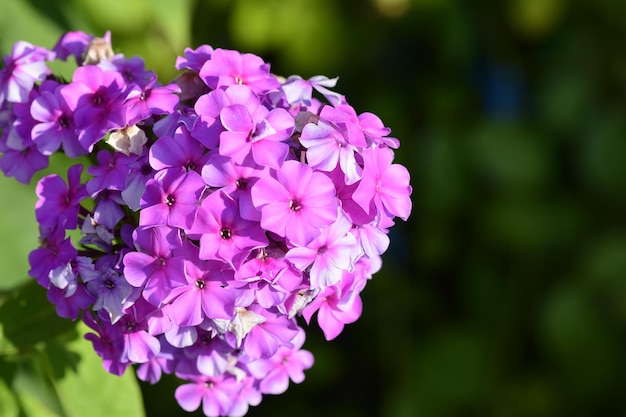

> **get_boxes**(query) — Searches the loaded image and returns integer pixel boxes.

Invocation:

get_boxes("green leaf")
[46,322,146,417]
[0,280,77,349]
[0,375,19,417]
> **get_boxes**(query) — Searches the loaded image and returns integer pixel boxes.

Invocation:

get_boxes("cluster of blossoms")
[0,31,412,416]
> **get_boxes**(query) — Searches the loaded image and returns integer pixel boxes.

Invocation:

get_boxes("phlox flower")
[123,225,187,307]
[0,133,48,183]
[302,266,366,341]
[251,160,339,246]
[192,84,265,149]
[246,328,314,395]
[191,190,268,268]
[353,146,412,228]
[300,119,361,184]
[0,40,52,104]
[60,65,130,151]
[199,48,280,94]
[175,374,242,417]
[280,75,343,107]
[219,100,293,169]
[35,164,88,230]
[124,75,181,125]
[30,83,85,157]
[149,126,208,173]
[83,311,130,376]
[140,167,205,230]
[241,304,299,359]
[285,211,361,289]
[201,152,266,222]
[166,255,237,327]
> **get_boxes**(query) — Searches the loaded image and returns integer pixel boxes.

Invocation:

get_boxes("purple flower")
[176,45,214,72]
[125,75,181,125]
[28,225,78,287]
[83,312,130,376]
[52,31,94,63]
[0,133,48,184]
[30,84,85,158]
[149,126,208,173]
[35,164,88,230]
[60,65,130,151]
[251,160,339,246]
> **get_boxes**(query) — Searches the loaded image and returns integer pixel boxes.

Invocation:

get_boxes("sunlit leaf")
[48,322,146,417]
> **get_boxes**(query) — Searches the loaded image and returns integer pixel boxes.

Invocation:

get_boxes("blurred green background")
[3,0,626,416]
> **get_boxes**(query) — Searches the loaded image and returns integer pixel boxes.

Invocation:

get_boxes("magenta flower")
[166,256,237,327]
[191,190,268,268]
[285,211,361,289]
[175,374,242,417]
[199,48,280,94]
[219,101,294,169]
[251,160,339,246]
[353,146,412,227]
[60,65,129,151]
[247,328,314,394]
[201,152,267,222]
[30,84,85,158]
[124,76,181,125]
[140,167,205,230]
[302,266,366,341]
[123,225,187,306]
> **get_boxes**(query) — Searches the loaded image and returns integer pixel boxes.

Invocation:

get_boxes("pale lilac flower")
[0,41,52,104]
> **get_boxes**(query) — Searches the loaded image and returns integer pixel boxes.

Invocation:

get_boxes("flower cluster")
[0,31,412,416]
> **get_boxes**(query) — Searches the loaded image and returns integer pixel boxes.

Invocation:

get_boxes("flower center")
[165,194,175,206]
[195,279,205,289]
[289,199,302,211]
[220,227,232,239]
[236,178,247,190]
[104,278,116,289]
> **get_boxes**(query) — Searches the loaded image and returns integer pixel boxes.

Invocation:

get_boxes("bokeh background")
[2,0,626,416]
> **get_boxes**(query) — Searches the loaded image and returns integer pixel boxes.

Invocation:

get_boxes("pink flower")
[251,160,339,246]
